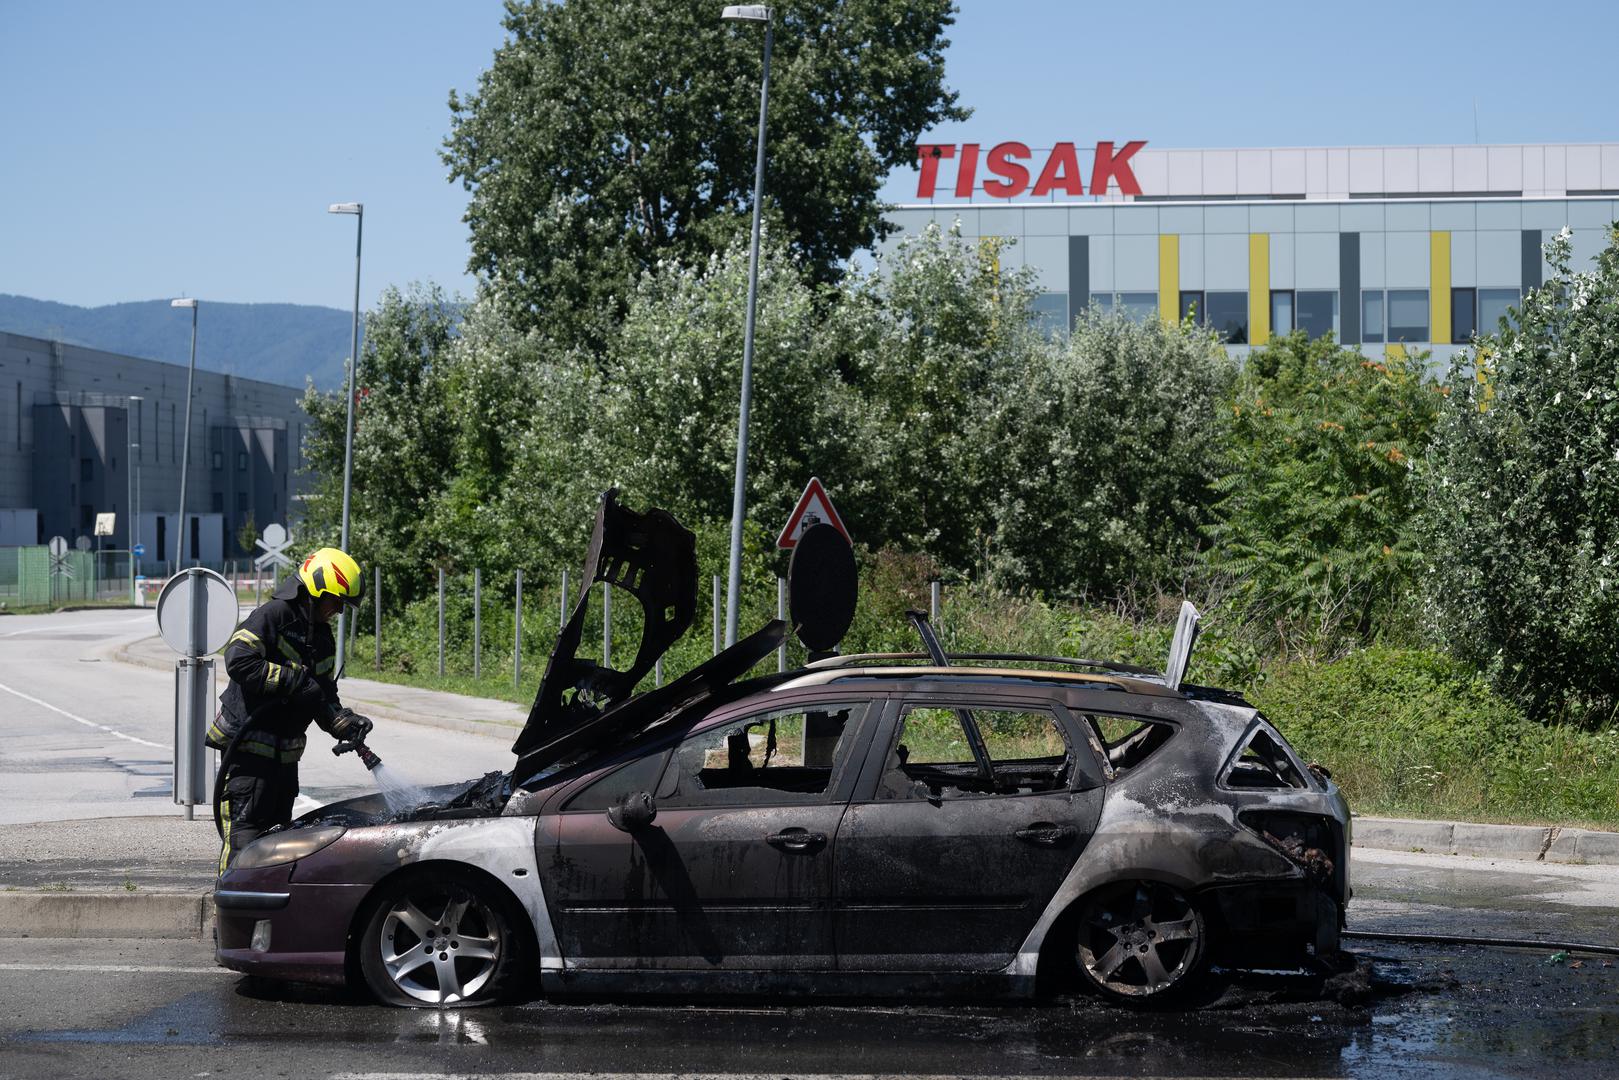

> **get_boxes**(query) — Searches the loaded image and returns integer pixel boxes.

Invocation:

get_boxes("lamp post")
[720,3,772,647]
[328,201,363,673]
[127,395,142,601]
[170,299,198,570]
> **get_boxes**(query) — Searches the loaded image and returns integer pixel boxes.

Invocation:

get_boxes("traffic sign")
[788,522,857,654]
[47,536,74,580]
[155,567,239,656]
[133,543,146,558]
[75,536,92,552]
[94,513,116,537]
[775,477,850,549]
[254,522,293,571]
[48,536,67,558]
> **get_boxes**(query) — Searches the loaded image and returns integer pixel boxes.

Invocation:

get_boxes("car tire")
[1070,880,1208,1005]
[357,870,524,1008]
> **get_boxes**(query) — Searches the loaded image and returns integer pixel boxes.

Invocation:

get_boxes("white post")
[473,568,482,680]
[514,569,523,691]
[777,576,787,672]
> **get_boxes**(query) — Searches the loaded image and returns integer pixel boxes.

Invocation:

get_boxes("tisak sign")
[914,140,1147,199]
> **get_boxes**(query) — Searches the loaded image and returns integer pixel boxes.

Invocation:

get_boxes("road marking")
[0,679,167,750]
[0,615,152,638]
[0,963,228,975]
[335,1075,1303,1080]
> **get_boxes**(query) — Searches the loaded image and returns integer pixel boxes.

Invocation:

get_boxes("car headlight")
[233,826,346,869]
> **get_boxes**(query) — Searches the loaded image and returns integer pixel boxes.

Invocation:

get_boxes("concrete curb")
[0,890,214,938]
[1353,816,1619,865]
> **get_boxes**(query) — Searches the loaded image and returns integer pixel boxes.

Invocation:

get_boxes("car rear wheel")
[1072,880,1207,1003]
[358,872,521,1007]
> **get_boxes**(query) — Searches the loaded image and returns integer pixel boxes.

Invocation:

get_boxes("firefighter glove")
[330,709,373,743]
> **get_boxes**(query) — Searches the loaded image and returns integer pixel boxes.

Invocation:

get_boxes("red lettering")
[915,144,955,198]
[954,143,980,197]
[1031,142,1085,197]
[983,142,1031,198]
[1089,140,1146,196]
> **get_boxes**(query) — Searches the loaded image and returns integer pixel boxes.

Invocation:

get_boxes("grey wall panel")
[1203,233,1248,289]
[1270,233,1296,289]
[1294,204,1341,232]
[1385,203,1431,231]
[1432,201,1477,230]
[1451,230,1477,287]
[1476,201,1522,228]
[1340,203,1385,232]
[1385,232,1430,288]
[1340,234,1361,343]
[978,207,1024,238]
[1360,232,1387,289]
[1179,234,1206,290]
[1159,205,1204,234]
[1068,206,1112,235]
[1249,204,1295,233]
[1022,207,1069,236]
[1023,235,1068,290]
[1113,206,1160,234]
[1570,229,1605,272]
[1567,199,1615,228]
[1204,205,1250,233]
[1088,234,1115,292]
[1521,230,1543,291]
[1521,201,1570,230]
[1477,230,1521,286]
[1295,232,1340,288]
[1068,236,1090,323]
[1113,235,1158,291]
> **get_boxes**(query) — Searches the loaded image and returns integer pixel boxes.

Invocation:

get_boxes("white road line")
[0,615,153,638]
[0,679,167,750]
[0,963,227,974]
[334,1075,1292,1080]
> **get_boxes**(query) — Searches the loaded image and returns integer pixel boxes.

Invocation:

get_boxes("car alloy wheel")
[1073,881,1206,1002]
[359,873,516,1007]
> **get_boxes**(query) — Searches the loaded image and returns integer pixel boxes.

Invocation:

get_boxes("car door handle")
[1015,823,1077,847]
[767,828,827,851]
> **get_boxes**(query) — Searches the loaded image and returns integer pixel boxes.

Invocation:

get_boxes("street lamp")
[127,395,142,602]
[170,298,199,571]
[720,3,772,647]
[328,201,364,673]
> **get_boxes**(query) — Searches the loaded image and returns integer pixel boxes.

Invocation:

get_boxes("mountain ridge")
[0,294,354,389]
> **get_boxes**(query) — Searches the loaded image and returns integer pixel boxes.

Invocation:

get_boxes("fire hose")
[211,702,381,840]
[1343,929,1619,957]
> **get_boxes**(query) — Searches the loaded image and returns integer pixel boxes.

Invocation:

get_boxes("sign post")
[155,568,238,820]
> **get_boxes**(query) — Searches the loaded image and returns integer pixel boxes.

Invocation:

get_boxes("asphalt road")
[0,850,1616,1078]
[0,608,515,825]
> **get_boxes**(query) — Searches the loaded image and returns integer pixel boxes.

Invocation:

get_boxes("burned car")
[215,493,1350,1007]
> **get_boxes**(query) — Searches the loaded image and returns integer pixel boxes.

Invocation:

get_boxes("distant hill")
[0,294,355,389]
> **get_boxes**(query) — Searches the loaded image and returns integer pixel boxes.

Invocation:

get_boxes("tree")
[236,511,258,558]
[982,307,1235,597]
[1421,225,1619,720]
[443,0,967,346]
[1202,332,1440,639]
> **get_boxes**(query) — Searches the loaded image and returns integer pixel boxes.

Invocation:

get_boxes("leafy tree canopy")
[443,0,967,346]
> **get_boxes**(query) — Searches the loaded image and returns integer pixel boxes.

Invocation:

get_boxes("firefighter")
[209,546,374,872]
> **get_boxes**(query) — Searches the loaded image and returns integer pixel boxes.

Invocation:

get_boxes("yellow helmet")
[298,547,363,607]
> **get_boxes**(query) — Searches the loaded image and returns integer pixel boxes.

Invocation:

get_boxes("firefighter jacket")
[210,577,343,764]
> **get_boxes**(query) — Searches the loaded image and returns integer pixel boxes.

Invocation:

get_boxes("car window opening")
[1226,727,1308,789]
[880,707,1072,800]
[665,705,855,803]
[1084,714,1174,777]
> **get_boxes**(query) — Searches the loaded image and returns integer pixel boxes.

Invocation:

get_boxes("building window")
[1451,287,1478,342]
[237,451,248,471]
[1362,291,1386,344]
[1297,291,1339,340]
[80,457,94,482]
[236,491,248,512]
[1479,288,1520,334]
[1270,290,1295,337]
[1205,291,1248,344]
[211,492,224,513]
[1180,290,1204,323]
[1030,292,1067,337]
[212,450,223,470]
[1387,289,1429,343]
[80,504,94,529]
[1090,292,1158,324]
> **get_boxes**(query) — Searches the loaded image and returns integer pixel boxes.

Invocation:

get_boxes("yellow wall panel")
[1248,233,1270,345]
[1431,231,1451,344]
[1158,235,1179,324]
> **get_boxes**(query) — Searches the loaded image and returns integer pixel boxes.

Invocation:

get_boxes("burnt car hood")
[289,771,511,829]
[510,490,784,786]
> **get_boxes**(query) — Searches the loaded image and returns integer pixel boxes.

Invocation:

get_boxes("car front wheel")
[1072,880,1207,1003]
[358,871,521,1007]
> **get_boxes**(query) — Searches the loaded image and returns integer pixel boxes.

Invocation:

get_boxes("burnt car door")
[833,691,1106,972]
[542,697,872,971]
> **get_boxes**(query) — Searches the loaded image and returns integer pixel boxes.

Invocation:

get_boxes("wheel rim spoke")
[393,899,436,938]
[1092,941,1129,979]
[386,950,433,982]
[1140,946,1173,988]
[457,934,498,961]
[442,897,471,935]
[437,956,465,1002]
[1150,916,1198,942]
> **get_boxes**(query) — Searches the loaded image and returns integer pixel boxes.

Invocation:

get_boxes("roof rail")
[802,652,1162,678]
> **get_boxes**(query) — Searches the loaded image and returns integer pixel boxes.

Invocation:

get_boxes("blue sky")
[3,0,1614,310]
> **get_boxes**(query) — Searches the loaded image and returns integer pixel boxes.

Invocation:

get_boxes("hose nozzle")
[333,738,383,772]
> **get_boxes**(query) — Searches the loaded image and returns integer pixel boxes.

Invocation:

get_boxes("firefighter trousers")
[217,760,299,874]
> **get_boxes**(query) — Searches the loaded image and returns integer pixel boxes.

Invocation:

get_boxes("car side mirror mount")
[607,791,658,832]
[911,779,943,806]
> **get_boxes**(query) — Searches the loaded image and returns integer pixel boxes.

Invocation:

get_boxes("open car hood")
[511,490,785,784]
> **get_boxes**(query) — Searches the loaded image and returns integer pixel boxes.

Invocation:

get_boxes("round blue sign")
[133,543,146,557]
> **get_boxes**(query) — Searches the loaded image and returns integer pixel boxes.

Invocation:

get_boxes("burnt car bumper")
[1203,881,1341,967]
[214,864,368,986]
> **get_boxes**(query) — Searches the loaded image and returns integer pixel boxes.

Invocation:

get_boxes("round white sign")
[155,568,240,656]
[75,536,93,552]
[48,536,68,558]
[261,523,287,548]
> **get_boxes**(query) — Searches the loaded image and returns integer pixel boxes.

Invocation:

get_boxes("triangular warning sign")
[776,477,850,549]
